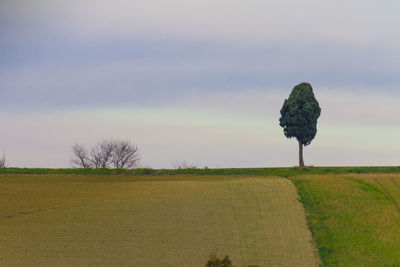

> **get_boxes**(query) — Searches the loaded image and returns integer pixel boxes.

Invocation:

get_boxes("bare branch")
[111,139,140,169]
[0,150,6,168]
[171,160,198,169]
[71,143,91,168]
[90,139,115,168]
[71,139,140,169]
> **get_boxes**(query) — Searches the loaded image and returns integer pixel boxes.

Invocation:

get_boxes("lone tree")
[279,82,321,167]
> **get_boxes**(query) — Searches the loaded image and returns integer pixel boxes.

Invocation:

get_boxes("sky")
[1,0,400,168]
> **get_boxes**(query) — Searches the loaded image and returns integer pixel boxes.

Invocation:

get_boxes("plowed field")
[0,175,319,266]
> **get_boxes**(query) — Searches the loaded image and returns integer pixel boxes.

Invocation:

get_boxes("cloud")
[1,0,399,114]
[3,0,399,45]
[1,36,399,112]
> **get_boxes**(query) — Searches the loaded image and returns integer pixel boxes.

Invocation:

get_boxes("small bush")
[205,253,259,267]
[206,253,232,267]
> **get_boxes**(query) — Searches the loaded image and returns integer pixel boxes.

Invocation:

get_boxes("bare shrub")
[0,151,5,168]
[71,139,140,169]
[111,139,140,168]
[171,160,198,169]
[90,139,115,168]
[71,143,91,168]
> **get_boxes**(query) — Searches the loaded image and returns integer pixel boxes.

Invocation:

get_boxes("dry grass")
[0,174,319,266]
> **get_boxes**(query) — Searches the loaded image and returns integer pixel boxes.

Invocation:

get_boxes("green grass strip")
[1,166,400,176]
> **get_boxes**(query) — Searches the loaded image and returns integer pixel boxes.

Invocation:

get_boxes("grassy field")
[291,173,400,266]
[0,174,319,266]
[4,168,400,266]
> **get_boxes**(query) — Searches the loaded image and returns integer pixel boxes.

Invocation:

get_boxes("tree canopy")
[279,82,321,146]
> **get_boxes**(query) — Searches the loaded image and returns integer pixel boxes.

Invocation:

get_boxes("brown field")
[0,174,319,266]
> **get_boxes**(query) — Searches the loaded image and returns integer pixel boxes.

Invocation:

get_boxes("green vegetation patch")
[1,166,400,176]
[290,174,400,266]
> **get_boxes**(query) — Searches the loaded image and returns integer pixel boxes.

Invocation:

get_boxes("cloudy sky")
[1,0,400,168]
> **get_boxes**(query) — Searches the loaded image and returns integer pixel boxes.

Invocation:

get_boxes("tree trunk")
[298,140,305,167]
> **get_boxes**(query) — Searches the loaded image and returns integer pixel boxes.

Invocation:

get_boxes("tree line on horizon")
[1,82,321,169]
[70,82,321,170]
